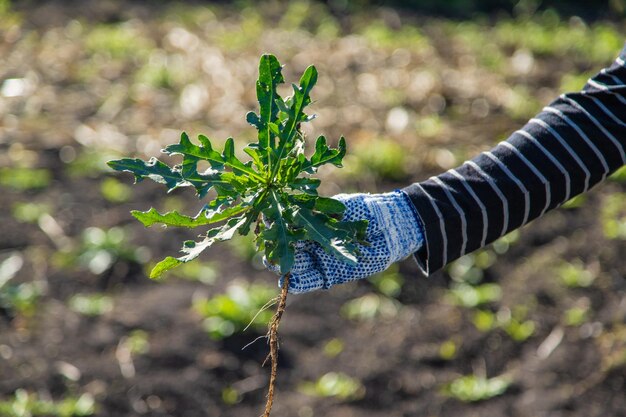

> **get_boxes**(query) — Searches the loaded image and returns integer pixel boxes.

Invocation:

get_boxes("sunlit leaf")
[131,204,248,228]
[107,157,184,191]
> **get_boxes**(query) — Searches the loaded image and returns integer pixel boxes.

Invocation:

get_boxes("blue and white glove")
[266,190,425,294]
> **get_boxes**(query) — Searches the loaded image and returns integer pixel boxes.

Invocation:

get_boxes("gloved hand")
[265,190,425,294]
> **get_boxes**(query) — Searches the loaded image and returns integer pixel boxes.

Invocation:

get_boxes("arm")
[404,46,626,274]
[267,46,626,293]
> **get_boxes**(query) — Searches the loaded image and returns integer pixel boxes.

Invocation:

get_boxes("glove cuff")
[368,190,425,264]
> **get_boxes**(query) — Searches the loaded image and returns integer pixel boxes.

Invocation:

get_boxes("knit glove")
[265,190,425,294]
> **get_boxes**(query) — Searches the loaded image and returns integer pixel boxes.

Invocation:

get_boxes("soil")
[1,2,625,417]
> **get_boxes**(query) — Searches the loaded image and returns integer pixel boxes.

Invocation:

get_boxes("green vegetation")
[446,283,502,308]
[368,264,404,297]
[12,202,52,224]
[442,374,511,402]
[121,329,150,355]
[74,227,145,275]
[439,339,458,360]
[341,293,402,321]
[0,390,95,417]
[170,260,218,285]
[193,281,277,340]
[343,138,408,182]
[100,177,132,203]
[608,165,626,183]
[564,305,589,326]
[601,193,626,240]
[109,54,367,279]
[68,294,114,316]
[322,338,345,358]
[556,259,596,288]
[298,372,365,400]
[0,168,51,191]
[360,21,431,51]
[472,306,536,342]
[0,282,40,319]
[84,23,154,60]
[561,194,587,209]
[221,387,241,405]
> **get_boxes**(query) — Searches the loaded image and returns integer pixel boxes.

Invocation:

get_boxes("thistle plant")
[108,54,366,416]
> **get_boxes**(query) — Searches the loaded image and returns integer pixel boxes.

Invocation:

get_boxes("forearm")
[403,46,626,274]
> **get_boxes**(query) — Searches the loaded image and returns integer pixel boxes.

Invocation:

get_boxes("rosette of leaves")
[108,54,367,279]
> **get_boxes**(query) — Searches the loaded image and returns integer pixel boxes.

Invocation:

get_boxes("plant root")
[262,273,290,417]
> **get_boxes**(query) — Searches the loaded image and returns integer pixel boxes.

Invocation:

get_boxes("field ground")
[1,2,625,416]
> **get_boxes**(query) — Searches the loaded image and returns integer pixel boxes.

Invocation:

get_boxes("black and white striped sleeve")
[402,45,626,275]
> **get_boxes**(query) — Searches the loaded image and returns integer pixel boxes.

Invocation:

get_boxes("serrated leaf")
[262,190,300,273]
[147,212,253,279]
[131,204,249,228]
[303,136,346,173]
[244,145,265,172]
[256,54,284,153]
[293,207,358,265]
[177,216,248,264]
[107,157,185,191]
[166,132,225,170]
[161,133,232,197]
[221,137,258,178]
[271,65,318,179]
[133,208,201,228]
[237,189,270,236]
[166,133,264,188]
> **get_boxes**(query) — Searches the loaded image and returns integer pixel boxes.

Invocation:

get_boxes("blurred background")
[1,1,625,416]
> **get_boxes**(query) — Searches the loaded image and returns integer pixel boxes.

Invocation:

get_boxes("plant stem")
[263,273,289,417]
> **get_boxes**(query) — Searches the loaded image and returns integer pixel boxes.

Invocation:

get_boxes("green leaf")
[160,133,233,197]
[304,136,346,173]
[314,197,346,215]
[244,144,265,173]
[221,137,259,178]
[131,204,249,228]
[150,256,182,279]
[286,195,346,215]
[262,190,300,273]
[338,219,369,242]
[107,157,185,191]
[166,133,264,188]
[254,54,284,155]
[183,217,247,261]
[293,207,358,265]
[289,177,321,195]
[271,65,318,180]
[165,132,225,170]
[237,189,271,236]
[133,208,201,228]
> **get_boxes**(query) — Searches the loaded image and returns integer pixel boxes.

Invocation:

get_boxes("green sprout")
[298,372,365,401]
[442,374,511,402]
[0,390,95,417]
[193,281,276,340]
[68,294,114,317]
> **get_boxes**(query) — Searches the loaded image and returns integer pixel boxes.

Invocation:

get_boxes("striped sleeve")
[403,45,626,275]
